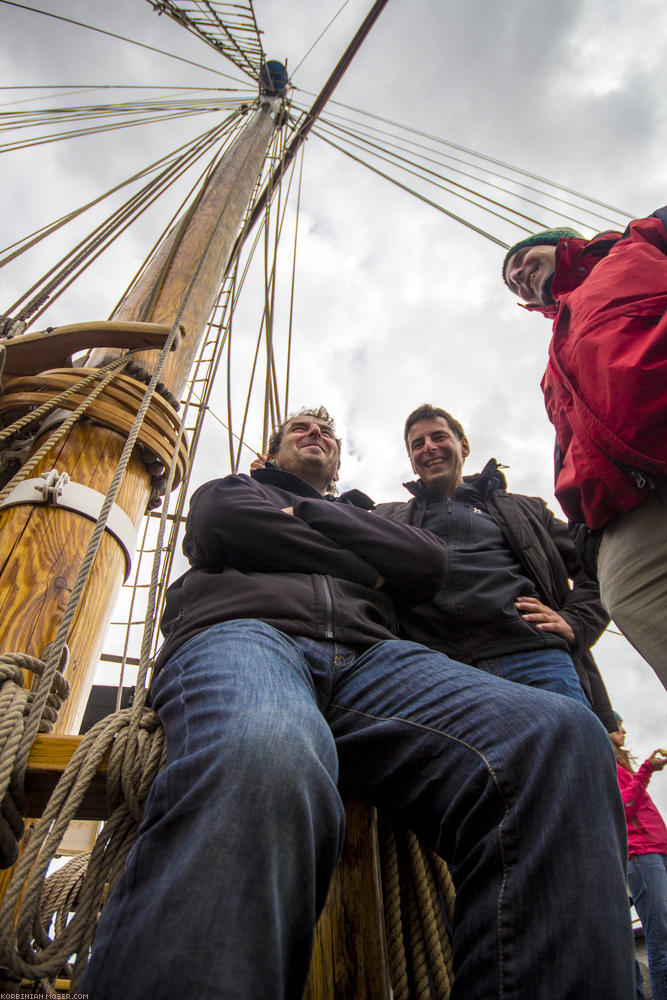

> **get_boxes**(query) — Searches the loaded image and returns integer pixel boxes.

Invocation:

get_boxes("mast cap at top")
[260,61,288,96]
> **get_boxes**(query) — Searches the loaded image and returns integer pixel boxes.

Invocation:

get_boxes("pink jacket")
[616,759,667,857]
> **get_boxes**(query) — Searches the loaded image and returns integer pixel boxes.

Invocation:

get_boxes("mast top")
[259,60,288,97]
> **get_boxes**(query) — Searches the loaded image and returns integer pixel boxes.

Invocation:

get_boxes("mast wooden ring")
[0,370,189,491]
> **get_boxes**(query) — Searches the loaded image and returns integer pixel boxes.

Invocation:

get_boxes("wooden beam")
[24,734,109,820]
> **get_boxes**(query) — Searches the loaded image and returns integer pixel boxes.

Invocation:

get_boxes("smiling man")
[375,403,616,727]
[84,406,634,1000]
[502,213,667,693]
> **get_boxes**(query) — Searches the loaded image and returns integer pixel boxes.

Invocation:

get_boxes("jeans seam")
[331,701,509,999]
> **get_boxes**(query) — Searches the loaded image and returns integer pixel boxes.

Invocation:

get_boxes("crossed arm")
[184,475,447,607]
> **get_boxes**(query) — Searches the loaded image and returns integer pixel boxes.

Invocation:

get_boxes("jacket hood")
[404,458,507,501]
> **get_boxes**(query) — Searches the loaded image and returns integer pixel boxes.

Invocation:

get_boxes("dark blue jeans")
[84,620,633,1000]
[475,648,589,706]
[628,852,667,1000]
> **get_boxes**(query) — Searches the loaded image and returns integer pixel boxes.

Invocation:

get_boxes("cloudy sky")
[1,0,666,812]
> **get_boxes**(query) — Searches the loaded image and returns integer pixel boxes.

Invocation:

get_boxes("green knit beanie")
[502,227,582,286]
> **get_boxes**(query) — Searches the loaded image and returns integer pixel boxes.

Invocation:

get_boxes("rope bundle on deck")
[0,653,70,869]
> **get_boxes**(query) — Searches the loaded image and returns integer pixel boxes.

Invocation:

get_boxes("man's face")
[504,244,557,305]
[407,416,469,497]
[273,416,339,493]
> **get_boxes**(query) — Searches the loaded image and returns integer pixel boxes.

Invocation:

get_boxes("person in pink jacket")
[612,715,667,1000]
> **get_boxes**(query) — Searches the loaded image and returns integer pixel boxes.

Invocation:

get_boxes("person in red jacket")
[611,716,667,1000]
[502,213,667,691]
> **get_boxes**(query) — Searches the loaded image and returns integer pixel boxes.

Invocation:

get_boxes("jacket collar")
[252,464,374,509]
[404,458,507,502]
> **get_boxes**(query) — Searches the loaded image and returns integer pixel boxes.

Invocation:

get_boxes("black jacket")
[156,466,447,669]
[375,462,615,731]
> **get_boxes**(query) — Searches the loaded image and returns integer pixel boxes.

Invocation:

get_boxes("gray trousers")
[598,486,667,691]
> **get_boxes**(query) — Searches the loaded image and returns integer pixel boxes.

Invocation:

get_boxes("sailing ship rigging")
[0,0,664,994]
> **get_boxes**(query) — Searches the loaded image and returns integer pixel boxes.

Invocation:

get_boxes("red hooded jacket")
[534,208,667,529]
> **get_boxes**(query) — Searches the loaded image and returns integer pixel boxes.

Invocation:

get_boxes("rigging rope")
[0,0,247,84]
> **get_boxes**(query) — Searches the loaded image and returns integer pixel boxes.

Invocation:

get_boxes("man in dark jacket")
[503,214,667,691]
[84,407,633,1000]
[376,403,615,731]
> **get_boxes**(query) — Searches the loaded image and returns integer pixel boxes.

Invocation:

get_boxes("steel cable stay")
[311,120,557,234]
[308,109,630,231]
[293,89,635,219]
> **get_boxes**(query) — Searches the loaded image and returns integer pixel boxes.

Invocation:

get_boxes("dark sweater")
[156,465,447,670]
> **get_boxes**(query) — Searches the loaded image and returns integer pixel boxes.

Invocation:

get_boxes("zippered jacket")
[156,466,447,669]
[530,208,667,529]
[617,759,667,857]
[375,462,615,731]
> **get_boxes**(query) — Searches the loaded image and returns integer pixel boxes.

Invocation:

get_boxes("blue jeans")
[84,620,633,1000]
[628,852,667,1000]
[475,648,590,706]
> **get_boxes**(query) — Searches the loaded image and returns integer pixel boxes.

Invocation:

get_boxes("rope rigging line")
[0,84,239,111]
[146,0,266,82]
[4,110,250,327]
[0,114,245,267]
[291,0,352,77]
[310,105,630,230]
[310,109,627,232]
[314,129,512,248]
[293,89,635,219]
[0,0,248,85]
[311,119,553,234]
[0,103,245,155]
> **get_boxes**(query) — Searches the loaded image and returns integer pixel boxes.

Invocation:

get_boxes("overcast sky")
[1,0,665,812]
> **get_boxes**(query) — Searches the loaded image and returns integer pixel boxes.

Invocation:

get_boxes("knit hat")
[502,227,582,286]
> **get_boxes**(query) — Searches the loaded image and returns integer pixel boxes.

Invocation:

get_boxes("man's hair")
[403,404,466,451]
[267,406,342,491]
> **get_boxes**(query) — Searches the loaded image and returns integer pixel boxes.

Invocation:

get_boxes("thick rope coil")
[378,818,456,1000]
[0,706,166,990]
[0,653,70,869]
[0,368,188,501]
[379,817,410,1000]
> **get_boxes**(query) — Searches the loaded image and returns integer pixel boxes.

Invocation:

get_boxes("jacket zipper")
[320,574,335,639]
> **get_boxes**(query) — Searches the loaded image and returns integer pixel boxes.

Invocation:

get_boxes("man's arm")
[291,496,447,606]
[184,475,446,604]
[184,475,382,587]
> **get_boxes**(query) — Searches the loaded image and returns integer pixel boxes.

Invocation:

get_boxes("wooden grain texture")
[302,798,392,1000]
[96,107,276,403]
[0,106,276,738]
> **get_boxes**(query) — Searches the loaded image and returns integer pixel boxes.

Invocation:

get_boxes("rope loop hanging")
[0,652,70,869]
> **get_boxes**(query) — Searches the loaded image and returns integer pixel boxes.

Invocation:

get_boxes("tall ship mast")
[0,1,661,995]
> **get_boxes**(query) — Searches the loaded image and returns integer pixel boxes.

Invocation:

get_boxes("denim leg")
[327,639,634,1000]
[628,853,667,1000]
[475,648,590,706]
[83,620,345,1000]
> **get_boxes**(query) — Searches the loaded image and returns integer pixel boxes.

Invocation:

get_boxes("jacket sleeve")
[184,475,381,588]
[292,497,447,606]
[618,759,655,824]
[542,505,609,653]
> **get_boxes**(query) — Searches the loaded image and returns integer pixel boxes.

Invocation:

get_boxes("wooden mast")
[0,94,281,735]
